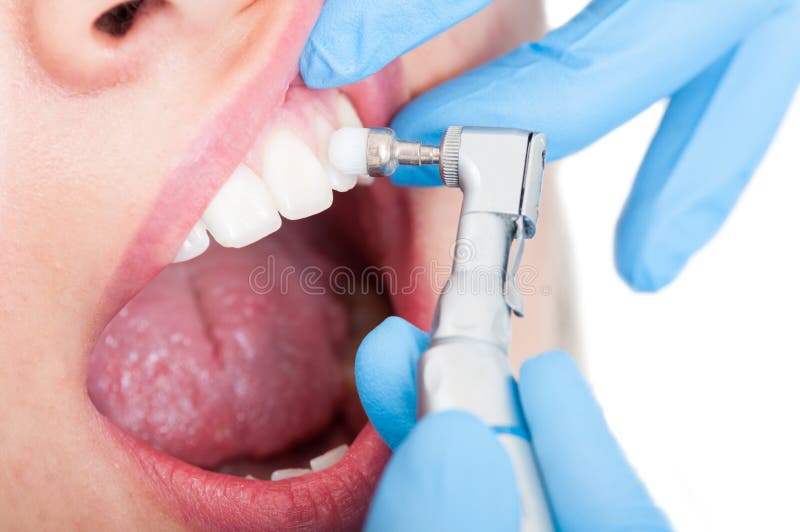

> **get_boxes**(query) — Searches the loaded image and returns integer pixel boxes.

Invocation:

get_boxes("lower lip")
[110,418,390,530]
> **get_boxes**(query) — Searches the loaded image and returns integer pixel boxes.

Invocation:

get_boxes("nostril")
[94,0,146,37]
[30,0,174,89]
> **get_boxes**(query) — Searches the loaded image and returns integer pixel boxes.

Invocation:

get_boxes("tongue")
[88,230,348,468]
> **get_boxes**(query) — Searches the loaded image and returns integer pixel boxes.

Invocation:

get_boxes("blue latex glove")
[302,1,800,292]
[356,317,671,531]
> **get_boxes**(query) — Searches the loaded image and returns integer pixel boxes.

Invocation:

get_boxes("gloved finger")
[520,352,671,531]
[355,317,428,449]
[300,0,493,89]
[365,411,520,532]
[391,0,778,186]
[615,5,800,292]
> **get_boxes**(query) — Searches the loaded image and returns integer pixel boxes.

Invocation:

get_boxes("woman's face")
[0,1,553,529]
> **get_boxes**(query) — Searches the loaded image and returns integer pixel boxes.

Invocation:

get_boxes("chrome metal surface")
[357,124,552,531]
[418,126,552,532]
[439,126,463,188]
[365,127,440,177]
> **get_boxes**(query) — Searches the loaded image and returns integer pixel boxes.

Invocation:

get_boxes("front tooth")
[173,220,210,263]
[270,468,311,481]
[313,115,357,193]
[309,444,349,472]
[335,94,363,128]
[329,170,359,192]
[201,164,282,248]
[262,129,333,220]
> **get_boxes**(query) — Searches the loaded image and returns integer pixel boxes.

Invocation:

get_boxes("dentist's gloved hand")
[302,0,800,292]
[355,317,671,532]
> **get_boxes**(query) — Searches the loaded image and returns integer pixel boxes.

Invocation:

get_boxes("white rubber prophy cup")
[328,127,370,176]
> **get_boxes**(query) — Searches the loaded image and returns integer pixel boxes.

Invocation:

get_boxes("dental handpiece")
[330,126,553,532]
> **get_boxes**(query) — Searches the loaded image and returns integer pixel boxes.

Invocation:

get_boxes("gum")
[242,82,361,178]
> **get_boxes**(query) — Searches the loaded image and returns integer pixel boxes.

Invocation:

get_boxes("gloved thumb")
[365,410,520,532]
[355,316,427,449]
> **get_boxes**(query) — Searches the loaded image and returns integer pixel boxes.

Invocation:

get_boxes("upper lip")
[102,2,320,315]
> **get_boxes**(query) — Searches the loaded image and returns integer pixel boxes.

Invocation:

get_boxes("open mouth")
[82,6,448,529]
[89,187,407,530]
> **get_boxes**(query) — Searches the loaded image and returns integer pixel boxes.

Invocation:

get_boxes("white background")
[546,2,800,530]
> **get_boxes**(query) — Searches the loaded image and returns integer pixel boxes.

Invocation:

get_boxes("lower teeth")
[310,444,349,472]
[265,444,350,482]
[270,468,312,481]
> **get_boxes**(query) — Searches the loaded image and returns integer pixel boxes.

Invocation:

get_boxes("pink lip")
[103,4,311,313]
[109,419,391,530]
[96,3,409,530]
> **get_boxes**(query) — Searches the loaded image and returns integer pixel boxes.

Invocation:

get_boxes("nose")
[27,0,260,89]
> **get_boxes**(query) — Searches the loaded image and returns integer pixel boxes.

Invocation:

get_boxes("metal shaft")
[366,128,440,177]
[396,141,441,166]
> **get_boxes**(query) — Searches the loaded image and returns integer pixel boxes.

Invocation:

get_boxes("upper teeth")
[173,94,364,263]
[262,129,333,220]
[313,112,357,193]
[201,164,282,249]
[173,220,210,263]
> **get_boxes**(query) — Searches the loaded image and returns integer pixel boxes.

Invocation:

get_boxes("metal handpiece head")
[328,125,547,236]
[439,126,546,239]
[328,127,441,178]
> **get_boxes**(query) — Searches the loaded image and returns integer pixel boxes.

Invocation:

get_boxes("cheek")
[4,85,188,276]
[3,1,317,283]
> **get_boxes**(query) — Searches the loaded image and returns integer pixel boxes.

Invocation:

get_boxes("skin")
[0,0,566,528]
